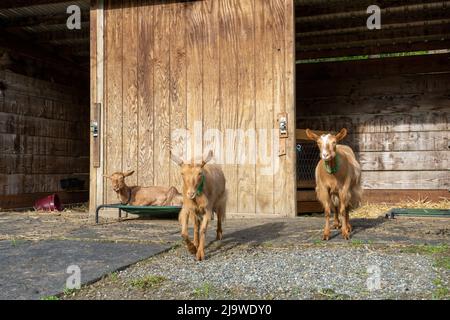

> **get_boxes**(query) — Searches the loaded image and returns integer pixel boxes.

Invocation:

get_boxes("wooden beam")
[297,201,323,214]
[296,1,450,24]
[296,2,450,32]
[363,189,449,203]
[32,29,89,42]
[296,39,450,59]
[0,29,87,73]
[0,191,88,210]
[295,0,447,17]
[0,0,70,10]
[0,12,89,29]
[296,19,450,44]
[296,53,450,79]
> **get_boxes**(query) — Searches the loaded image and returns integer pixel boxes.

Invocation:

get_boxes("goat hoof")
[322,233,330,241]
[216,232,223,241]
[196,251,205,261]
[187,243,197,255]
[332,223,341,229]
[342,232,350,240]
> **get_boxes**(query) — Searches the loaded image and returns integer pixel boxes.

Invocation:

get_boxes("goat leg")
[322,205,331,241]
[196,210,212,261]
[346,210,352,233]
[339,204,350,240]
[332,208,341,229]
[216,210,223,241]
[193,214,200,249]
[179,209,197,254]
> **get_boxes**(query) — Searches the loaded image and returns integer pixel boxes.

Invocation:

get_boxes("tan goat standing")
[171,150,227,261]
[306,128,362,240]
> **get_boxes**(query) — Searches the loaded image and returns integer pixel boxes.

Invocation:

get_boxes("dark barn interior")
[295,0,450,212]
[0,0,90,209]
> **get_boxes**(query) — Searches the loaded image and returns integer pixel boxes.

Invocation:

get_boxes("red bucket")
[34,194,63,212]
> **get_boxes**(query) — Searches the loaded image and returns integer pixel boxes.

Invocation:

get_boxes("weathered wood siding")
[0,70,89,209]
[297,54,450,191]
[99,0,296,216]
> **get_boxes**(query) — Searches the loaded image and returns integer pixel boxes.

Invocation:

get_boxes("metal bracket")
[92,103,101,168]
[91,121,99,138]
[277,113,288,156]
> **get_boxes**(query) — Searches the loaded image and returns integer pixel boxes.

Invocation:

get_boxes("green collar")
[196,174,205,196]
[324,154,340,174]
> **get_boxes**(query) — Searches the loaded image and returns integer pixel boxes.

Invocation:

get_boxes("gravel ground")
[63,242,450,300]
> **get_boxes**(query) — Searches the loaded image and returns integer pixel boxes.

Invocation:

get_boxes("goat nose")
[187,191,195,199]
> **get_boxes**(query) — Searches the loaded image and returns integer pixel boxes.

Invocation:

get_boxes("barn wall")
[0,70,89,209]
[297,54,450,194]
[99,0,296,216]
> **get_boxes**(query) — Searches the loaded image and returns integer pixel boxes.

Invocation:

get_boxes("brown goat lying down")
[171,150,227,261]
[104,171,183,206]
[306,128,362,240]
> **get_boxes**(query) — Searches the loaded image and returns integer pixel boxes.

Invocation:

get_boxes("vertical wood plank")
[236,0,256,213]
[285,0,296,217]
[186,1,204,162]
[202,1,221,165]
[122,0,139,185]
[271,0,289,215]
[169,2,187,189]
[153,2,171,186]
[255,0,275,214]
[137,0,154,186]
[89,0,98,213]
[104,0,123,203]
[219,0,239,213]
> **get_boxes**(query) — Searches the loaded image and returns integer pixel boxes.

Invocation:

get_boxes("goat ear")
[201,150,214,167]
[335,128,348,142]
[124,170,135,177]
[170,152,184,166]
[103,175,112,180]
[305,129,320,141]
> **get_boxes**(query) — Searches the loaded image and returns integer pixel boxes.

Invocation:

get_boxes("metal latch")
[277,113,288,156]
[279,115,288,138]
[278,113,288,138]
[91,121,99,137]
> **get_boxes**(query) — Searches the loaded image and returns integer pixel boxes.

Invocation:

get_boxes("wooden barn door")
[91,0,296,217]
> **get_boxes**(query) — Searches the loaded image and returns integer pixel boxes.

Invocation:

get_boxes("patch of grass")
[63,287,79,296]
[317,288,350,300]
[350,239,364,247]
[401,244,448,255]
[261,242,273,248]
[129,275,167,290]
[193,282,213,299]
[40,295,59,300]
[434,257,450,270]
[313,239,326,246]
[10,238,25,247]
[432,279,450,300]
[109,272,119,282]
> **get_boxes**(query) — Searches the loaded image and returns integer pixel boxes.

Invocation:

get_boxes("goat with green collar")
[306,128,362,241]
[171,150,227,261]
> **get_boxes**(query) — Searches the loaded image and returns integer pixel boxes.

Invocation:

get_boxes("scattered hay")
[351,197,450,219]
[63,203,89,213]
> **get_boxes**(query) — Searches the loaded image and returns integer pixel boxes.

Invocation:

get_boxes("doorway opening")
[0,1,90,210]
[294,1,450,215]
